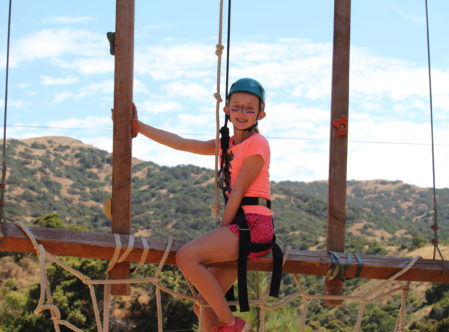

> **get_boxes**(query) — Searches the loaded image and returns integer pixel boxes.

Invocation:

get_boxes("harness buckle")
[258,198,268,207]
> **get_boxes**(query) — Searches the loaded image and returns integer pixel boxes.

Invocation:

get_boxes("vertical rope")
[394,282,410,332]
[225,0,232,98]
[102,234,122,332]
[156,286,163,332]
[154,237,173,332]
[102,285,111,332]
[424,0,444,262]
[299,298,310,332]
[353,303,366,332]
[211,0,225,219]
[0,0,13,247]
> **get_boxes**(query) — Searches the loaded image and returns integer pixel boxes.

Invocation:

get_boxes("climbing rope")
[424,0,444,263]
[211,0,233,219]
[13,221,188,332]
[0,0,13,246]
[9,220,420,332]
[210,0,226,219]
[291,256,420,332]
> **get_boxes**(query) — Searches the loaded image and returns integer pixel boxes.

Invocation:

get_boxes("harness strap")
[269,241,283,297]
[241,196,271,209]
[226,206,283,312]
[354,253,364,278]
[326,251,364,281]
[237,213,251,312]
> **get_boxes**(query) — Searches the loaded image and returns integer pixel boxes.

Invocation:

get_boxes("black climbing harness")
[223,197,283,312]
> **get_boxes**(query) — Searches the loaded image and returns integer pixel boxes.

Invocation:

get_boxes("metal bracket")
[332,115,348,136]
[107,32,116,56]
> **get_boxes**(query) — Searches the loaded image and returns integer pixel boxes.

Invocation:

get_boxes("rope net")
[11,220,419,332]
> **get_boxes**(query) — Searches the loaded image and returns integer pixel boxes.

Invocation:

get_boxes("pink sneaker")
[213,317,251,332]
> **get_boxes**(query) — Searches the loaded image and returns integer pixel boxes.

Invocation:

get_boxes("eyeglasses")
[229,104,257,115]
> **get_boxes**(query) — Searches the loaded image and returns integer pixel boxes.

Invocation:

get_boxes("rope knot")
[210,204,221,219]
[214,93,223,103]
[215,44,224,56]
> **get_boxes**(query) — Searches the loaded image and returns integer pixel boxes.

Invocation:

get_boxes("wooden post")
[110,0,135,295]
[324,0,351,306]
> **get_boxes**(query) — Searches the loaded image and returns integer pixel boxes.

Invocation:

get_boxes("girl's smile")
[225,92,265,132]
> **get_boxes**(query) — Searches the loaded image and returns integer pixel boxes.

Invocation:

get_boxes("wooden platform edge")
[1,223,449,283]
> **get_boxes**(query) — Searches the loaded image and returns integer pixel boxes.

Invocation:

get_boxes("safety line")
[424,0,444,262]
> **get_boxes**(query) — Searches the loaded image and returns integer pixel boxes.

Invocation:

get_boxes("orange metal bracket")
[332,115,348,136]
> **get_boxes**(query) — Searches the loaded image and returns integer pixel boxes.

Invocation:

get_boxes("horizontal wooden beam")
[1,223,448,283]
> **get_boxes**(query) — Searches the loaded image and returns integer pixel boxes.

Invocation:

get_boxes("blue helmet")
[228,78,265,103]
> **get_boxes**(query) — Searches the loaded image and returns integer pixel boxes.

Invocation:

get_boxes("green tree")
[34,213,65,228]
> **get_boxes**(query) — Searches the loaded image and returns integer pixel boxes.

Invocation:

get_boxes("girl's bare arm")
[138,120,215,155]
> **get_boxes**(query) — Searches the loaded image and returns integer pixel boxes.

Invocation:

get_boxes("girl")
[134,78,275,332]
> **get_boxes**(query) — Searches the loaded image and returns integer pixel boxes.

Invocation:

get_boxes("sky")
[0,1,448,189]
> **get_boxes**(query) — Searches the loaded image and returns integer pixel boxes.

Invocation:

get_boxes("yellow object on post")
[104,198,112,219]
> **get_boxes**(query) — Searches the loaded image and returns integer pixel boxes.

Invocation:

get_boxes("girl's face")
[225,92,265,130]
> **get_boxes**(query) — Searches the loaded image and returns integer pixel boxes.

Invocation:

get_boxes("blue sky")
[1,1,448,188]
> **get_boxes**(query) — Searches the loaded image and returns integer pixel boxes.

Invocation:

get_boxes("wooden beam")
[111,0,135,295]
[2,224,449,284]
[325,0,352,305]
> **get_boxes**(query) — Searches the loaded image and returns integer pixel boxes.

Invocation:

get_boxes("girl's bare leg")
[193,266,237,331]
[176,227,239,325]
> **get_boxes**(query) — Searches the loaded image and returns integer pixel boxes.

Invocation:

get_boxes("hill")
[2,136,449,331]
[3,136,448,252]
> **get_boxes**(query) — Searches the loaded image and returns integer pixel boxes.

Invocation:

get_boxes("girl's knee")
[175,245,194,271]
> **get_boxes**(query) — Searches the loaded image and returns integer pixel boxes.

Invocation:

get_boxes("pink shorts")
[228,214,274,262]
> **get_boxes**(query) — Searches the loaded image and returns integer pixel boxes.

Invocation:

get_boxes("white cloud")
[435,95,449,113]
[50,80,112,103]
[42,16,94,24]
[270,138,329,183]
[262,102,329,138]
[6,122,69,140]
[41,75,79,86]
[135,43,215,79]
[347,119,449,188]
[162,81,211,102]
[134,79,150,95]
[83,136,113,153]
[347,141,449,188]
[78,80,113,98]
[6,33,449,187]
[177,113,214,128]
[52,91,74,103]
[55,57,113,74]
[48,116,111,131]
[1,98,25,109]
[132,135,214,170]
[10,28,106,66]
[140,100,182,114]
